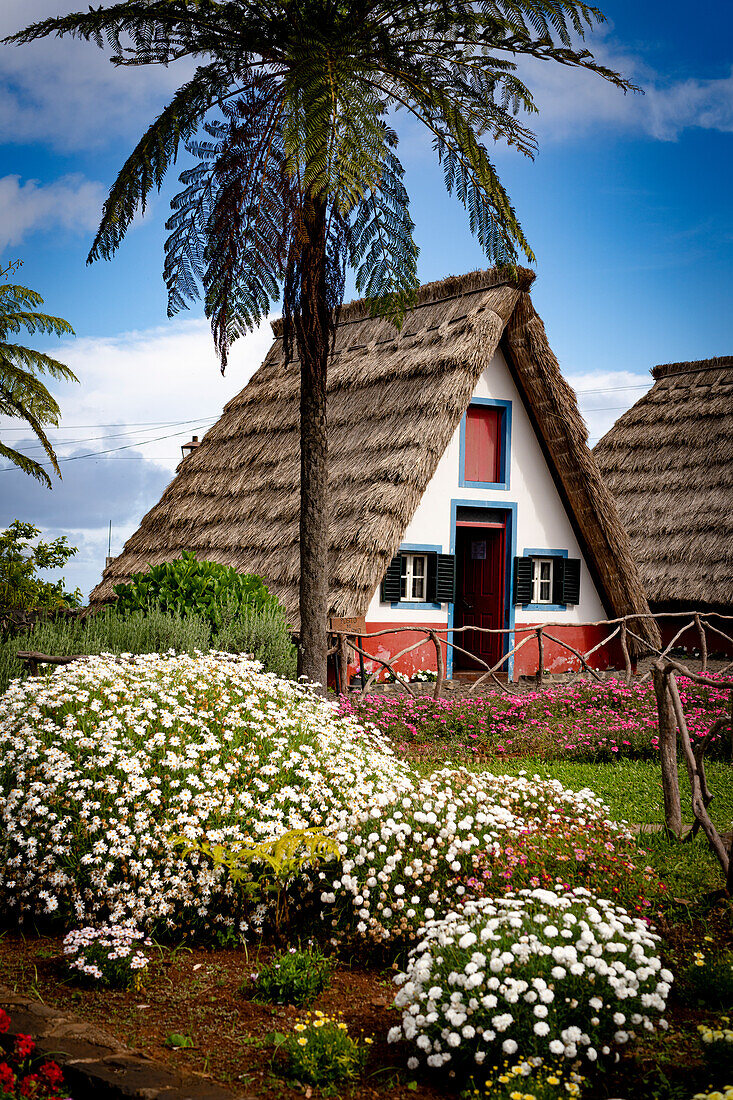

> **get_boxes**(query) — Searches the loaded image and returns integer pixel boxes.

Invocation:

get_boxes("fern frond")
[89,62,230,262]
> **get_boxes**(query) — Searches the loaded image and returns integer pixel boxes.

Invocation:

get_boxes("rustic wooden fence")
[332,611,733,889]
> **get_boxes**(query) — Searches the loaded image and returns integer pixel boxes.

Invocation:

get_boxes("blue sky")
[0,0,731,597]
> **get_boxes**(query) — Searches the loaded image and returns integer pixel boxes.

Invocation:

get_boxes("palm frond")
[0,441,53,488]
[89,62,230,262]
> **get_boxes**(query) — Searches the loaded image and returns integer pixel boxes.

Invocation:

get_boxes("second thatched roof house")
[594,356,733,641]
[93,268,656,680]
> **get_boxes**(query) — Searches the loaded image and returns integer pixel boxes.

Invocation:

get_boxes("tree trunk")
[294,195,330,691]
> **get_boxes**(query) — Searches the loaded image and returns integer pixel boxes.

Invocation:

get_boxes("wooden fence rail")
[332,610,733,889]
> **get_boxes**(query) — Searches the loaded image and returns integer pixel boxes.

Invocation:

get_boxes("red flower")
[0,1009,10,1034]
[14,1034,35,1059]
[39,1060,65,1088]
[19,1073,40,1097]
[0,1062,16,1091]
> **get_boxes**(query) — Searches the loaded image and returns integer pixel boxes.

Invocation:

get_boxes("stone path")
[0,986,250,1100]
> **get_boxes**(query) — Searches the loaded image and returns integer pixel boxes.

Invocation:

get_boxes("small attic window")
[459,399,511,489]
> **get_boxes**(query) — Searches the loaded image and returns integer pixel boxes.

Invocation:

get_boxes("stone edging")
[0,986,251,1100]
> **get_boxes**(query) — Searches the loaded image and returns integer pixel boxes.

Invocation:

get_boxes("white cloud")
[514,42,733,144]
[564,369,652,446]
[0,173,105,250]
[0,0,195,150]
[0,316,274,596]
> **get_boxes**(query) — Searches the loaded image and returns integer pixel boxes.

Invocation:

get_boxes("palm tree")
[8,1,633,687]
[0,260,77,487]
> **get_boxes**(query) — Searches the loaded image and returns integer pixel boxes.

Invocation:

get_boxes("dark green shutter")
[551,558,566,605]
[514,557,533,605]
[435,554,456,603]
[562,558,581,605]
[380,554,402,602]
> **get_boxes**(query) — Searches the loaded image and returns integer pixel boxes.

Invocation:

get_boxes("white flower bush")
[63,923,152,989]
[320,768,633,946]
[0,652,412,934]
[388,887,671,1073]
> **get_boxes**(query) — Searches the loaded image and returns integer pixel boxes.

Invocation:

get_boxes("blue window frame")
[521,547,568,611]
[389,543,442,609]
[458,397,512,490]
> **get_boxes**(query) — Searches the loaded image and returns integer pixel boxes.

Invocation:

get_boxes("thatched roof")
[594,356,733,610]
[91,268,655,643]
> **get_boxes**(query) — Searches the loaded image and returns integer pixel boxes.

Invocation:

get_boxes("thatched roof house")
[93,268,657,670]
[594,356,733,613]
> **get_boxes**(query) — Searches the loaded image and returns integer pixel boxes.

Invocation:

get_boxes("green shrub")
[284,1012,369,1086]
[216,600,296,679]
[0,607,211,695]
[683,947,733,1009]
[112,552,283,630]
[250,946,333,1006]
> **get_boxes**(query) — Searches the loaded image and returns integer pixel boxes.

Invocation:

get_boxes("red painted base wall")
[338,621,624,686]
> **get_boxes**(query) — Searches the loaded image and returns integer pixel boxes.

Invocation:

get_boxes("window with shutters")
[459,399,511,489]
[380,548,456,605]
[513,551,581,609]
[401,553,427,601]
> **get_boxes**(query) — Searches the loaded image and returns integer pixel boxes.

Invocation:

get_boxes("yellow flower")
[510,1092,523,1100]
[548,1076,560,1086]
[297,1037,307,1046]
[313,1019,324,1028]
[294,1023,306,1032]
[364,1038,373,1045]
[337,1022,348,1031]
[499,1075,510,1084]
[695,959,705,967]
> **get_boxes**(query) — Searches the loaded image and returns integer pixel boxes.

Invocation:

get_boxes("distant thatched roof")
[91,268,655,643]
[595,356,733,609]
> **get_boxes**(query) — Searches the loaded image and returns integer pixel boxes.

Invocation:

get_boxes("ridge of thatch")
[91,267,655,645]
[501,294,659,647]
[594,356,733,608]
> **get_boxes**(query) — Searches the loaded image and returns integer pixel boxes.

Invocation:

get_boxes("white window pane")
[540,561,551,581]
[413,556,425,577]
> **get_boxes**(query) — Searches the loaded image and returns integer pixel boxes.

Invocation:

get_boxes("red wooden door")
[454,525,505,669]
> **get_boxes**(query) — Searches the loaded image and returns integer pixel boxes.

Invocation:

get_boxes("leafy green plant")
[682,946,733,1009]
[250,945,333,1006]
[698,1016,733,1075]
[175,828,340,938]
[284,1012,369,1087]
[112,552,284,630]
[0,521,81,611]
[165,1033,194,1049]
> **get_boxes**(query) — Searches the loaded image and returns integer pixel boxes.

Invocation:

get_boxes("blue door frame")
[447,499,518,680]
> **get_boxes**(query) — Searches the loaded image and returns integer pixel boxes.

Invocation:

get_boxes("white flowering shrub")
[321,768,638,946]
[388,887,671,1076]
[63,923,152,989]
[0,652,412,935]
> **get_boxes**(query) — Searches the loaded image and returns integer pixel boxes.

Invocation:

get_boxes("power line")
[0,426,207,471]
[0,416,220,433]
[7,419,217,456]
[573,382,651,395]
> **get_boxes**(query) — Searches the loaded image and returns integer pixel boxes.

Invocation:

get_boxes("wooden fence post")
[429,630,444,700]
[652,661,683,836]
[620,621,632,685]
[694,613,708,673]
[536,628,544,687]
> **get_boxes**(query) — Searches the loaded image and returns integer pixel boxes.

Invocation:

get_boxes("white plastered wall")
[365,345,606,624]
